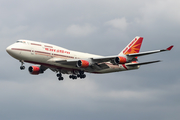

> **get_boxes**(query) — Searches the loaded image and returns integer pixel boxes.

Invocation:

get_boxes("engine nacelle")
[28,66,41,75]
[77,60,89,68]
[114,56,127,64]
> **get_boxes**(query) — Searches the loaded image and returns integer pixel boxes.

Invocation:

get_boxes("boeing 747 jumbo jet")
[6,37,173,80]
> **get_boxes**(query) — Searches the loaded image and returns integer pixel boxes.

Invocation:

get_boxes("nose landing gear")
[20,60,25,70]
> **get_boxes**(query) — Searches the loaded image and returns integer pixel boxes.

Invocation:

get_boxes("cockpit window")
[16,41,26,44]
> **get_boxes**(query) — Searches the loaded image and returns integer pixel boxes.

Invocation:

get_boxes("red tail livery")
[119,37,143,55]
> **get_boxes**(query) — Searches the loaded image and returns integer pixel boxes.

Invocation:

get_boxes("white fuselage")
[6,40,139,74]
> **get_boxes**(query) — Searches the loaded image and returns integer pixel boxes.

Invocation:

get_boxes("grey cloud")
[66,24,98,37]
[105,18,129,30]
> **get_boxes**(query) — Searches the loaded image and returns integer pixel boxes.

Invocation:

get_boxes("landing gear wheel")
[69,75,77,80]
[80,74,86,79]
[58,77,64,81]
[56,72,63,81]
[20,66,25,70]
[73,76,77,80]
[83,74,86,78]
[57,73,62,77]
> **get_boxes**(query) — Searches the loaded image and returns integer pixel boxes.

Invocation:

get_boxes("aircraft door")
[51,52,54,58]
[31,48,35,55]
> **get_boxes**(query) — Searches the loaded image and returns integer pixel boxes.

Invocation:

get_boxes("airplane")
[6,36,173,80]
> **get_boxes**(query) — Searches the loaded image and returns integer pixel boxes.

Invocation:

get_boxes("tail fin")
[119,36,143,55]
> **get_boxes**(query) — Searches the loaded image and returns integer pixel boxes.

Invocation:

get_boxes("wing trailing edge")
[126,60,161,66]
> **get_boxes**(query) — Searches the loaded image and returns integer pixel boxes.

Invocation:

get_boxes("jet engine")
[114,56,127,64]
[28,66,41,75]
[77,60,89,68]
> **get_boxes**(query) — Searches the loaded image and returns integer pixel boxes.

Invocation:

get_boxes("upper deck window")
[31,43,42,46]
[44,45,53,48]
[16,41,22,43]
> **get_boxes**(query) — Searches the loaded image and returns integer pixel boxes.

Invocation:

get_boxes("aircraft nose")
[6,44,20,59]
[6,46,11,53]
[6,45,13,55]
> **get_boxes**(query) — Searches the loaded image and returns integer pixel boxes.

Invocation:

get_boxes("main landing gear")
[69,75,77,79]
[20,60,25,70]
[69,74,86,80]
[57,71,86,81]
[69,71,86,80]
[57,73,64,81]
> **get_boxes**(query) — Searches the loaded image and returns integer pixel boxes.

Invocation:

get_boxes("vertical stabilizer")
[119,36,143,55]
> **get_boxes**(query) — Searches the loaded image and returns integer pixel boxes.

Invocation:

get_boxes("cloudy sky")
[1,0,180,120]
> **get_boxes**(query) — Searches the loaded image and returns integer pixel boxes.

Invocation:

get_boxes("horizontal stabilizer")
[126,60,161,66]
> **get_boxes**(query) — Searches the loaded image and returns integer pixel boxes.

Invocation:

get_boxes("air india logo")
[123,37,143,54]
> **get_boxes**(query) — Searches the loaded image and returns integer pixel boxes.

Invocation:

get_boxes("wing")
[127,45,174,57]
[47,57,110,71]
[47,45,173,70]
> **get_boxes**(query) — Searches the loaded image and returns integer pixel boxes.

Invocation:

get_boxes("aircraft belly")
[93,64,139,73]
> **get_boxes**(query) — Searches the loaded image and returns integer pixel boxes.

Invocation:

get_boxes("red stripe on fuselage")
[11,48,73,59]
[11,48,31,52]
